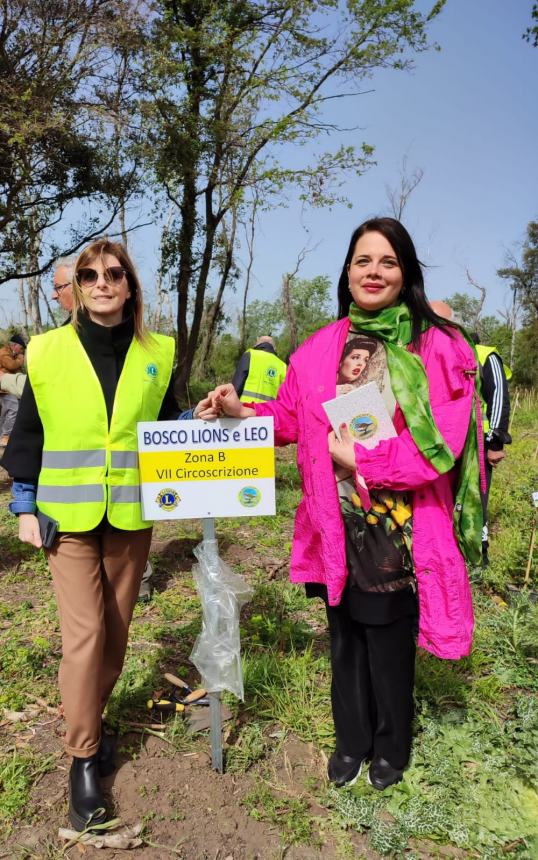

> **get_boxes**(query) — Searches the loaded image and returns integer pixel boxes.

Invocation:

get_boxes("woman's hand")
[18,513,42,548]
[328,424,359,472]
[193,396,221,421]
[210,384,255,419]
[486,449,505,467]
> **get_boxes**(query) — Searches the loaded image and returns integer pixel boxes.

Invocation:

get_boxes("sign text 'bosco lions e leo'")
[137,417,275,520]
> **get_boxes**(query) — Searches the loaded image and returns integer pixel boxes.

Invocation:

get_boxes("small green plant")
[0,751,56,823]
[226,721,266,773]
[242,781,318,846]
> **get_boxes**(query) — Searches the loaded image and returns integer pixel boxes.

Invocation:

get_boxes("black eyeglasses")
[77,266,127,287]
[53,283,71,295]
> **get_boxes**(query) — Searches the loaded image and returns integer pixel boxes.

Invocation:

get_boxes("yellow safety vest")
[475,344,512,433]
[28,324,174,532]
[240,348,287,403]
[475,344,512,381]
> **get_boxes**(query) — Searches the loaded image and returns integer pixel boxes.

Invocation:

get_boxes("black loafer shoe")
[69,755,107,831]
[328,751,365,788]
[367,756,403,791]
[97,724,117,777]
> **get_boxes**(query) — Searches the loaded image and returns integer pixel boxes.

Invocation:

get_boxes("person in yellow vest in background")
[430,302,512,567]
[1,239,177,832]
[232,335,287,403]
[470,333,512,566]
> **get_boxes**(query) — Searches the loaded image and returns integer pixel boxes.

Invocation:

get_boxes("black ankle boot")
[368,756,403,791]
[328,751,365,788]
[69,755,107,831]
[97,725,117,777]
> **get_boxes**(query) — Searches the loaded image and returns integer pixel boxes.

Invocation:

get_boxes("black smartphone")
[36,510,59,549]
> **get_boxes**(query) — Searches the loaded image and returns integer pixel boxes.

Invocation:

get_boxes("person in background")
[51,255,154,599]
[0,333,26,448]
[2,239,177,831]
[52,257,76,314]
[471,332,511,566]
[232,335,287,402]
[0,370,26,399]
[430,301,511,567]
[199,218,483,792]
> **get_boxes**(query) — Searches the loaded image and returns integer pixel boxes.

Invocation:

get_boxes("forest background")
[1,3,538,857]
[1,0,537,403]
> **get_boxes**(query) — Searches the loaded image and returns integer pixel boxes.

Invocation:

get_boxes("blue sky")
[242,0,538,320]
[1,0,536,327]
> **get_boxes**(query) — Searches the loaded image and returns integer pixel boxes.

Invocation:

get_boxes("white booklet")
[322,381,396,449]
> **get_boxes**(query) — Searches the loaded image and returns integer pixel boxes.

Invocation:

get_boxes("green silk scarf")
[348,301,482,566]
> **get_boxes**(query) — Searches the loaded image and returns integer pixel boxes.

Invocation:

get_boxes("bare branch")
[385,154,424,220]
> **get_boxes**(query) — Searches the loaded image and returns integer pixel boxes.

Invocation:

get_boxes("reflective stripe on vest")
[41,450,106,468]
[239,348,287,403]
[28,325,174,531]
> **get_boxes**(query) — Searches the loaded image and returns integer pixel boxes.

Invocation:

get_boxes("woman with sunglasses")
[2,239,177,830]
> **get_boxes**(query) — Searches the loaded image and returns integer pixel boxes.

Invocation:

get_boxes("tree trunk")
[174,168,201,399]
[17,280,29,340]
[194,210,237,377]
[240,192,258,352]
[282,273,298,354]
[510,287,518,369]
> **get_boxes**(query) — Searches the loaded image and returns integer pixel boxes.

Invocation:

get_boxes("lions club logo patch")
[146,363,158,378]
[156,488,180,511]
[265,366,277,379]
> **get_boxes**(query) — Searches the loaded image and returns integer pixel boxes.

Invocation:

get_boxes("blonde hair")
[71,239,148,343]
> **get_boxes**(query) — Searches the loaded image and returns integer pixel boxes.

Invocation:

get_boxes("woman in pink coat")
[201,218,482,792]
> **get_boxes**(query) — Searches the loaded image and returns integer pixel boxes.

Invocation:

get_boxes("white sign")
[137,417,275,520]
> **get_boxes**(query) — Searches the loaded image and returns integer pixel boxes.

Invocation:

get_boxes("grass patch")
[0,403,537,856]
[243,646,334,749]
[226,721,266,773]
[243,781,320,847]
[0,750,56,823]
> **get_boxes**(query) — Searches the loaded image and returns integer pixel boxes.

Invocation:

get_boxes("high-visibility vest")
[240,348,287,403]
[28,324,174,532]
[475,344,512,381]
[475,344,512,433]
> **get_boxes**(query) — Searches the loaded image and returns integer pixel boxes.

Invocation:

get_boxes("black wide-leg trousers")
[325,601,416,770]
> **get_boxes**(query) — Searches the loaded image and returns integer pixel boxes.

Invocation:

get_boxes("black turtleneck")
[2,314,178,484]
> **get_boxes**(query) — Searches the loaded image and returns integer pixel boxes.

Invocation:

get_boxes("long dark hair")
[337,217,453,346]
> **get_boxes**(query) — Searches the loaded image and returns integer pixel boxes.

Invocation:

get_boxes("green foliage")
[0,0,141,284]
[243,781,318,846]
[226,721,266,773]
[512,321,538,386]
[0,751,56,822]
[243,646,335,749]
[524,2,538,46]
[442,291,482,329]
[137,0,443,391]
[242,579,312,652]
[498,221,538,325]
[329,700,538,856]
[0,388,536,856]
[484,401,538,590]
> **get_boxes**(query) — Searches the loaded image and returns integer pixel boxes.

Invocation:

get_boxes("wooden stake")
[524,517,536,587]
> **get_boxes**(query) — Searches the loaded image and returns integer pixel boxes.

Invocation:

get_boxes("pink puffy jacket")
[253,317,479,660]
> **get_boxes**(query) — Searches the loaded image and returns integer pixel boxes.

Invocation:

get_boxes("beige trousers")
[46,528,152,757]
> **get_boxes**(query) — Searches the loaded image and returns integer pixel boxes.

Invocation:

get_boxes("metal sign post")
[203,517,223,773]
[137,416,275,776]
